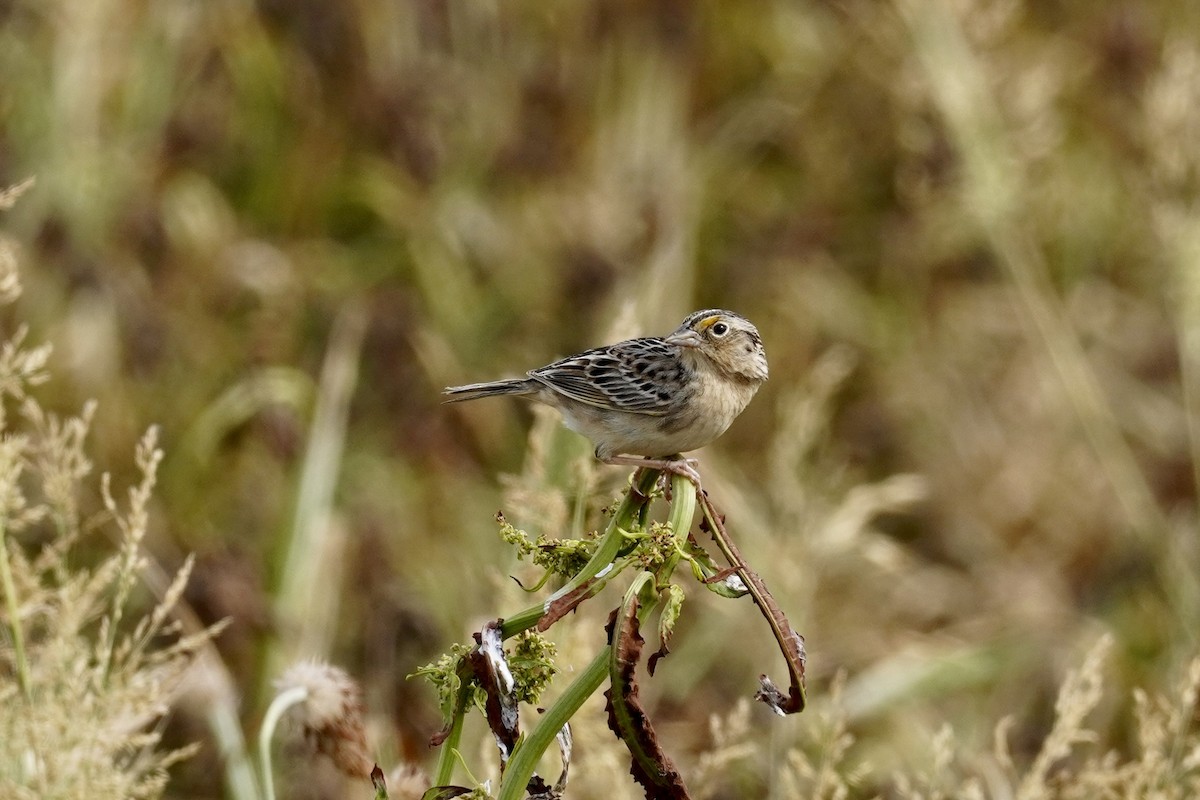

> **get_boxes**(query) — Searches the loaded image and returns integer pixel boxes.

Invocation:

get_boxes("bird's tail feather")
[442,378,535,403]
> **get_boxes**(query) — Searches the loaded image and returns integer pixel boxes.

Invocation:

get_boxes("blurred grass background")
[3,0,1200,797]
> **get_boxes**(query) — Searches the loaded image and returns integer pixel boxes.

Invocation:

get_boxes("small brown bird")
[443,309,768,483]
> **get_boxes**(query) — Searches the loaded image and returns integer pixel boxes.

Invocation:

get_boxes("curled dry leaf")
[698,491,807,714]
[604,601,692,799]
[468,621,521,766]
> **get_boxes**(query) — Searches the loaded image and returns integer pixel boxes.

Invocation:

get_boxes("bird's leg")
[601,453,703,492]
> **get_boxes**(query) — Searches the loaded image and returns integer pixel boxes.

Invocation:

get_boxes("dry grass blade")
[267,300,368,685]
[896,0,1168,546]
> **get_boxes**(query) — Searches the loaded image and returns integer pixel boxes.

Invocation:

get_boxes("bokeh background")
[3,0,1200,797]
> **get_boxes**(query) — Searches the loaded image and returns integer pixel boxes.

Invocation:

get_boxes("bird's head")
[665,309,768,384]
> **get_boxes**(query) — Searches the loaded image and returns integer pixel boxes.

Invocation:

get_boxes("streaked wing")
[528,338,683,416]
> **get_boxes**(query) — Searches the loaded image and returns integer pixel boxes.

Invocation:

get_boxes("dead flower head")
[276,660,373,780]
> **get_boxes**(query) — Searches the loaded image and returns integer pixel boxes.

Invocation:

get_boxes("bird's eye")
[711,322,729,337]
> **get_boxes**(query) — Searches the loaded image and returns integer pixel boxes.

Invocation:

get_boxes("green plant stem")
[500,468,661,640]
[496,473,694,798]
[660,474,696,578]
[497,645,610,800]
[210,691,263,800]
[258,685,308,800]
[0,520,31,701]
[438,470,694,794]
[431,682,473,787]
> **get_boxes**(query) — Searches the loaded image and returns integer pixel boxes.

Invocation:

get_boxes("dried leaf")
[537,578,601,631]
[553,721,572,794]
[469,621,520,766]
[604,602,692,799]
[524,776,559,799]
[648,584,684,676]
[685,537,750,599]
[525,707,572,797]
[421,787,473,800]
[372,764,388,799]
[698,492,807,714]
[429,721,454,749]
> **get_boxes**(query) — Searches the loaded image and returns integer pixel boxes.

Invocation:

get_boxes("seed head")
[276,660,373,780]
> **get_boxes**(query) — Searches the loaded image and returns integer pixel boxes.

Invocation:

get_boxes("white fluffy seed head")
[276,660,373,779]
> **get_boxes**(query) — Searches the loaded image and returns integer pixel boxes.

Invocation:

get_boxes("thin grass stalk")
[122,529,261,800]
[1161,220,1200,636]
[266,301,367,690]
[209,685,264,800]
[98,429,163,686]
[1175,226,1200,521]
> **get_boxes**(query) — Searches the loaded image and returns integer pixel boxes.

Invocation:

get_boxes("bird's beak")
[665,329,703,348]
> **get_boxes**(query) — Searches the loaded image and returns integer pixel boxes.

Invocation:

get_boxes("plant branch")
[499,468,661,640]
[496,645,609,800]
[696,490,806,714]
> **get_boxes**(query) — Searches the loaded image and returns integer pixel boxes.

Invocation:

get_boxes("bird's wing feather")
[528,338,682,416]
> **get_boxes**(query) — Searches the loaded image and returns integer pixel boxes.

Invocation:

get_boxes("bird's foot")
[602,454,703,493]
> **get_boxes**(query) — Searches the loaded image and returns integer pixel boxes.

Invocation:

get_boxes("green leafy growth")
[495,511,534,559]
[531,534,597,578]
[497,510,598,580]
[633,521,678,573]
[507,630,558,706]
[414,643,484,718]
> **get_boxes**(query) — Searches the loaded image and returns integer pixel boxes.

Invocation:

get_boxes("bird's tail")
[442,378,536,403]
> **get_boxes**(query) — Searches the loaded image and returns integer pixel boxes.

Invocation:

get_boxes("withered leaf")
[536,578,600,631]
[648,584,684,676]
[604,603,692,799]
[524,776,560,799]
[553,721,572,794]
[420,787,473,799]
[697,492,807,714]
[428,721,453,749]
[468,620,520,765]
[523,718,571,799]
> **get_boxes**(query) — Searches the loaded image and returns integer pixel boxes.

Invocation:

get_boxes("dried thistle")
[385,761,431,800]
[271,660,374,782]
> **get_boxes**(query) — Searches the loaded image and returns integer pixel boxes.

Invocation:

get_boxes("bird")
[442,309,768,485]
